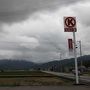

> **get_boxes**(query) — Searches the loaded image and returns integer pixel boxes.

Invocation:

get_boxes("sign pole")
[64,16,79,84]
[73,32,79,84]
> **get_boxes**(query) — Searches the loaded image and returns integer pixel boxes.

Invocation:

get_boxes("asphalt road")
[43,71,90,83]
[0,86,90,90]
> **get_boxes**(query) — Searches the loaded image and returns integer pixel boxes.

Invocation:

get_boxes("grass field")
[0,70,74,86]
[83,72,90,76]
[0,71,55,77]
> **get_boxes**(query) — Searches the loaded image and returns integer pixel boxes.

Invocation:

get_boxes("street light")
[59,52,62,72]
[56,48,63,72]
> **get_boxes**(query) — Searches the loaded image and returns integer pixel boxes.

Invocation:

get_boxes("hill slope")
[0,60,36,70]
[0,55,90,71]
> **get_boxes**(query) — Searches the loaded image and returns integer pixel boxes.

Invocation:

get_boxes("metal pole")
[60,53,62,72]
[79,41,83,66]
[73,32,79,84]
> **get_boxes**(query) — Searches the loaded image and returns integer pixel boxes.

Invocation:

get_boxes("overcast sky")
[0,0,90,62]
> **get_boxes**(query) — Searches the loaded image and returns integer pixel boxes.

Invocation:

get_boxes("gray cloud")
[0,0,83,23]
[0,0,89,62]
[72,4,90,27]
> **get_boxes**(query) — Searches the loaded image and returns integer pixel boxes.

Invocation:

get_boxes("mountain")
[0,55,90,71]
[0,60,36,70]
[37,55,90,72]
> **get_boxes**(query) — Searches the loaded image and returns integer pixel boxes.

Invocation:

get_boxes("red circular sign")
[65,17,76,28]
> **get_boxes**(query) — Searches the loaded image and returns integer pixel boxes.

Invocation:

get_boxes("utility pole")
[73,32,79,84]
[78,41,83,66]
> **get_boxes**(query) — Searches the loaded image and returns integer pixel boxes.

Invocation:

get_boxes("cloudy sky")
[0,0,90,62]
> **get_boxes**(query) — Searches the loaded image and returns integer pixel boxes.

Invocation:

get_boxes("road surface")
[0,86,90,90]
[43,71,90,84]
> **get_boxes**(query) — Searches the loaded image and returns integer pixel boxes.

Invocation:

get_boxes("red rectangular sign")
[68,39,73,50]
